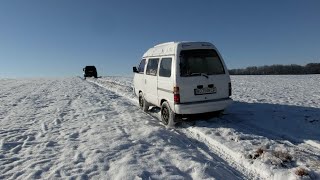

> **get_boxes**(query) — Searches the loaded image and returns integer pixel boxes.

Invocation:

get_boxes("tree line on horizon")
[228,63,320,75]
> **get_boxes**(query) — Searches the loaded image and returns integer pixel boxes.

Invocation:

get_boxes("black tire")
[139,92,149,112]
[161,101,175,126]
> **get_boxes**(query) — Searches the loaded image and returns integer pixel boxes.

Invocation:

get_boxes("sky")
[0,0,319,77]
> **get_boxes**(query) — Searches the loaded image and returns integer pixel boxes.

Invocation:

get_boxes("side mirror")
[133,67,138,73]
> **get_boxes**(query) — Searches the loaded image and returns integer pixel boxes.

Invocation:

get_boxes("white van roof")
[142,41,216,58]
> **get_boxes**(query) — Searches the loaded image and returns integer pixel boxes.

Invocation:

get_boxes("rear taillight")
[228,82,232,96]
[174,94,180,103]
[174,86,180,104]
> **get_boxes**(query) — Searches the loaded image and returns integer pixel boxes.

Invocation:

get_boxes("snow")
[0,75,319,179]
[0,77,243,179]
[231,75,320,108]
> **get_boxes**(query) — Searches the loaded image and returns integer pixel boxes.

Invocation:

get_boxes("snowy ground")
[0,75,319,179]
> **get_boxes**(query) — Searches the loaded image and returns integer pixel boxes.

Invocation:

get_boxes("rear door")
[145,58,159,105]
[157,57,173,106]
[177,49,230,103]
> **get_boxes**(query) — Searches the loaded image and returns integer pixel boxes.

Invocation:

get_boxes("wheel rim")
[161,107,169,124]
[139,96,143,108]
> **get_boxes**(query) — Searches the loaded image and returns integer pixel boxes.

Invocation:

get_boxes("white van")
[133,42,232,126]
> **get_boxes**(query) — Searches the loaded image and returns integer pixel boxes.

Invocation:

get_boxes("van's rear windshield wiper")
[190,73,209,79]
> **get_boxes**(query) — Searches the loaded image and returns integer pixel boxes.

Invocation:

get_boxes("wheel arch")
[160,99,167,106]
[160,99,175,114]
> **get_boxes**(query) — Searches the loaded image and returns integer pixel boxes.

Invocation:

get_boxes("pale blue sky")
[0,0,319,77]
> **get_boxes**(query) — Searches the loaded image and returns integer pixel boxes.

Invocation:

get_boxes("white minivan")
[133,42,232,126]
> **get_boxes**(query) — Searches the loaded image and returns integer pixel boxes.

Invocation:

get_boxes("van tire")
[139,92,149,112]
[161,101,175,127]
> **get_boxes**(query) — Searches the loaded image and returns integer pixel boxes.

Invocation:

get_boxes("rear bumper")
[174,97,232,114]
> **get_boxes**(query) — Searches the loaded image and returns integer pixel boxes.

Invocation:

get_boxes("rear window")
[180,49,225,76]
[86,66,96,70]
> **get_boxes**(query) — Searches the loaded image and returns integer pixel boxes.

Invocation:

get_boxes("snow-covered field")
[1,75,319,179]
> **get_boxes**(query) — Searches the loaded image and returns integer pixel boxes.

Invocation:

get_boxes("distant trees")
[229,63,320,75]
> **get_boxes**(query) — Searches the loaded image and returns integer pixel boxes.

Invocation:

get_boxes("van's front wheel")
[161,101,175,127]
[139,92,149,112]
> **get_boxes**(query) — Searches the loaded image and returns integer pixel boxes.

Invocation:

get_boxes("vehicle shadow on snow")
[184,101,320,145]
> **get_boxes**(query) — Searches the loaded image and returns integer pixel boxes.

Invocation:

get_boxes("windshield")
[85,66,96,70]
[180,49,225,77]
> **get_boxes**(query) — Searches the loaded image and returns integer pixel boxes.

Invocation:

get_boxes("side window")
[159,58,172,77]
[146,58,159,76]
[138,59,146,73]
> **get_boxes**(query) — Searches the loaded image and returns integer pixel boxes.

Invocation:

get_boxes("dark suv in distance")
[83,66,98,79]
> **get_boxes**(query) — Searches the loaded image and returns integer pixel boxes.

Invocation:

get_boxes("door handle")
[145,79,147,84]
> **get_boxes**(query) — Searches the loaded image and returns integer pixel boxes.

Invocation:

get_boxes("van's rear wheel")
[161,101,175,126]
[139,92,149,112]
